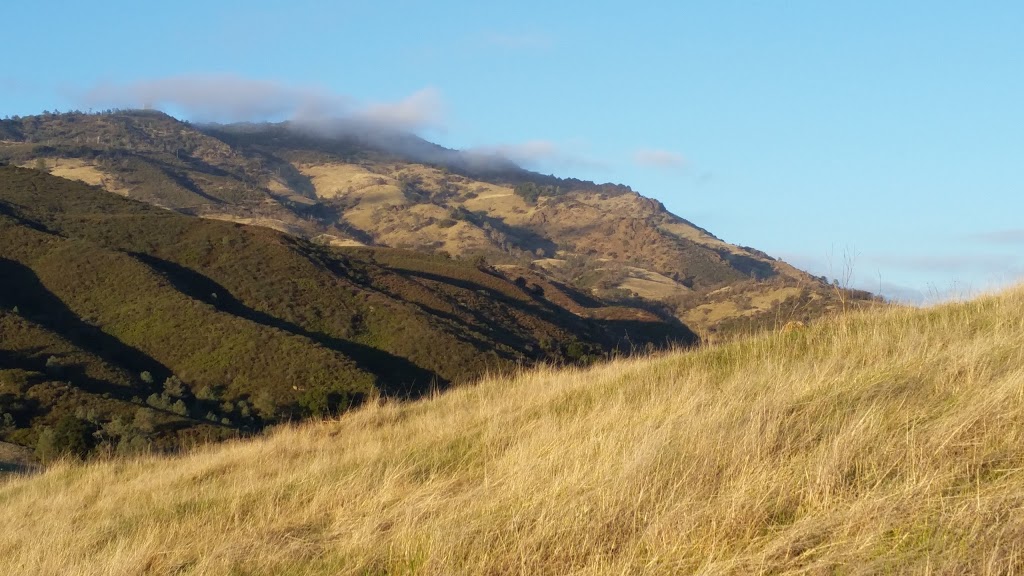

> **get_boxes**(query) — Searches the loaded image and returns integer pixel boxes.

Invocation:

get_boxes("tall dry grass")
[3,289,1024,574]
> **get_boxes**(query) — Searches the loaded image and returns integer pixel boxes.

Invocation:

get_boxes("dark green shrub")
[163,376,187,398]
[35,415,94,461]
[170,399,189,416]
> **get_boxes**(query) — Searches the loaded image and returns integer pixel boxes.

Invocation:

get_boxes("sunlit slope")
[3,289,1024,574]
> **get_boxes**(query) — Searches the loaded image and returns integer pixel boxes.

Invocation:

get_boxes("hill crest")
[0,110,875,338]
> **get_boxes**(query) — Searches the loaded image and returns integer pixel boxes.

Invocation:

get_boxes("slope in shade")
[0,166,694,457]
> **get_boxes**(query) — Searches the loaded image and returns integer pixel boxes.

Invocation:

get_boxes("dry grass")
[45,159,105,187]
[200,214,312,237]
[657,220,743,255]
[29,159,132,197]
[684,286,806,329]
[618,267,691,301]
[298,163,406,204]
[461,186,529,219]
[4,288,1024,574]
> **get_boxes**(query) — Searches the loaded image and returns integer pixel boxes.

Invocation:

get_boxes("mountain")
[0,110,876,339]
[0,165,691,457]
[2,285,1020,574]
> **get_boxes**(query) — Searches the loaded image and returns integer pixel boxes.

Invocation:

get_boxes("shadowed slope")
[0,166,694,456]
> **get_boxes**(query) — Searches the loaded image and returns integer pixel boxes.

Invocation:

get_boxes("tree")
[162,375,187,398]
[132,408,156,433]
[196,385,220,401]
[514,183,541,204]
[35,415,94,461]
[252,391,277,421]
[170,399,189,417]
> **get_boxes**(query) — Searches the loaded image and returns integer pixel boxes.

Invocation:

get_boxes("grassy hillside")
[3,287,1022,573]
[0,166,690,458]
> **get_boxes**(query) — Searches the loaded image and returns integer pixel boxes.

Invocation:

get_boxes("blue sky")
[4,1,1023,302]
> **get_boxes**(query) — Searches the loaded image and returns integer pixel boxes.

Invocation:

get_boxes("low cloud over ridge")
[466,140,606,172]
[75,74,615,177]
[80,74,444,132]
[471,140,560,165]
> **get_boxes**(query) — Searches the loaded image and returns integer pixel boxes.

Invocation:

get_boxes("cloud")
[475,140,559,164]
[633,148,687,170]
[78,74,444,132]
[81,74,336,122]
[966,229,1024,245]
[356,88,445,132]
[467,140,605,172]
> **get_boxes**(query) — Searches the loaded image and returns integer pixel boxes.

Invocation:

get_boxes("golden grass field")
[3,288,1024,574]
[26,159,132,197]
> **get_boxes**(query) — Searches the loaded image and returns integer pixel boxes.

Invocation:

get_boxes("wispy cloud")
[349,87,444,132]
[475,140,559,164]
[78,74,444,132]
[81,74,338,122]
[633,148,687,170]
[468,140,605,172]
[966,229,1024,245]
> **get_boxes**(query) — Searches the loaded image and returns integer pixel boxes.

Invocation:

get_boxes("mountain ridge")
[0,109,875,339]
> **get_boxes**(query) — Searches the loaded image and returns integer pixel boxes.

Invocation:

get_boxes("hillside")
[0,110,874,337]
[0,166,691,458]
[2,287,1022,573]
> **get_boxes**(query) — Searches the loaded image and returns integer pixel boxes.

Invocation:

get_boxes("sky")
[3,1,1023,303]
